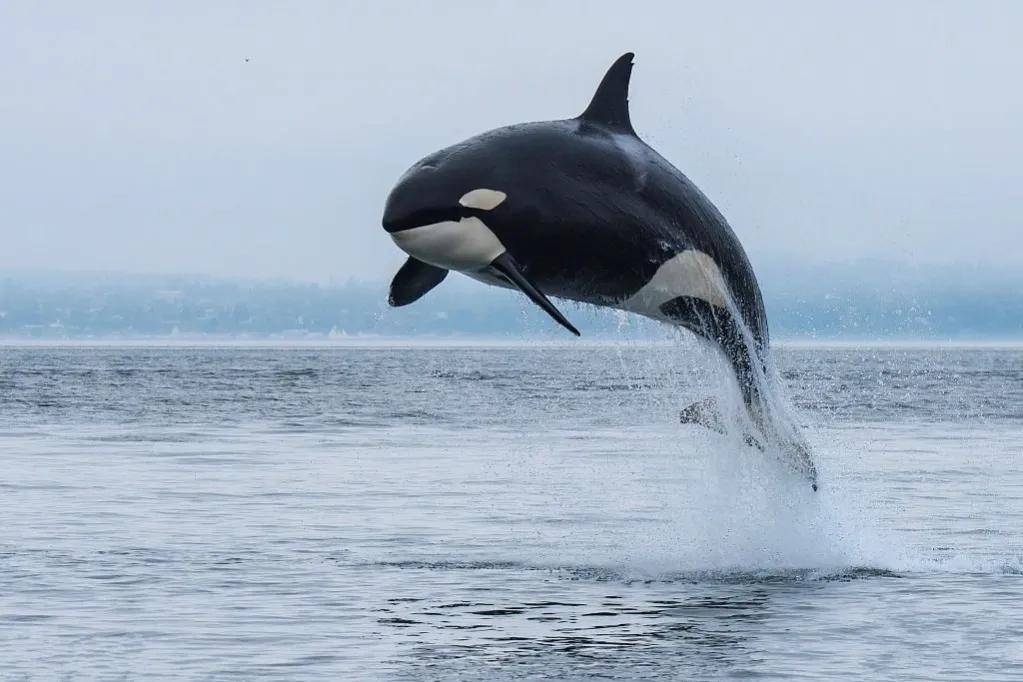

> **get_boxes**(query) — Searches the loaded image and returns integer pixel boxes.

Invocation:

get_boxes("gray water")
[1,343,1021,679]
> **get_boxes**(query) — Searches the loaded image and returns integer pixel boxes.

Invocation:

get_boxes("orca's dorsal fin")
[578,52,635,135]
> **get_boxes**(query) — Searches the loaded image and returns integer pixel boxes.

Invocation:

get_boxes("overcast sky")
[2,1,1020,283]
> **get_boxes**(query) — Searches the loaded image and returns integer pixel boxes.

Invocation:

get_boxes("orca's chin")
[389,217,506,273]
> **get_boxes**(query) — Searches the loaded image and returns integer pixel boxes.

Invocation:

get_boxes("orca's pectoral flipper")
[388,257,448,307]
[488,252,580,336]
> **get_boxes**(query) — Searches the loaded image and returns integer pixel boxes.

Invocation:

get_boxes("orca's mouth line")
[383,206,488,234]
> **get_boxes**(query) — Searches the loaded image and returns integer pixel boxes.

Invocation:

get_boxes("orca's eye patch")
[459,189,507,211]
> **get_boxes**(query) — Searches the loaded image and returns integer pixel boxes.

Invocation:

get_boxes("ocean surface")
[0,342,1020,679]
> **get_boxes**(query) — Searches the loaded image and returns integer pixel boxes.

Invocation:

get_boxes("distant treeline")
[0,262,1020,340]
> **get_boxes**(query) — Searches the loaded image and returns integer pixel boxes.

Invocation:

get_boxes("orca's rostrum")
[382,53,818,488]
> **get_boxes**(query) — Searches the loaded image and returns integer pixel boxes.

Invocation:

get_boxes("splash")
[515,329,901,578]
[539,434,881,577]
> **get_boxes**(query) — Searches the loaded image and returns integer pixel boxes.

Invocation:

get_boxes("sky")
[1,1,1021,283]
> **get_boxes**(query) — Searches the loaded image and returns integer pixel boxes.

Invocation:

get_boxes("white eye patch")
[458,188,507,211]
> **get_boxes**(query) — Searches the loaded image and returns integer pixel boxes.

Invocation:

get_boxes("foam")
[517,334,1018,580]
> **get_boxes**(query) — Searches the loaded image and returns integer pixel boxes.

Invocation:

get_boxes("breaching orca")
[382,53,817,488]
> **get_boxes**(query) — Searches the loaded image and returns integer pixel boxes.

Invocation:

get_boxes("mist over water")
[1,344,1021,678]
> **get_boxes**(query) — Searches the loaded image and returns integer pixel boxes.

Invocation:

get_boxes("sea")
[0,342,1020,680]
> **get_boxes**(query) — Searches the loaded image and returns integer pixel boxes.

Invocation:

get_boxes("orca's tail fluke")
[680,393,819,492]
[736,369,819,492]
[678,397,726,433]
[662,295,818,490]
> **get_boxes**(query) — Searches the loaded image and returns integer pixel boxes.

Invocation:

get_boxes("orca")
[381,53,817,488]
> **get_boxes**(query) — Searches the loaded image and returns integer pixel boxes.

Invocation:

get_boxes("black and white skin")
[382,53,818,488]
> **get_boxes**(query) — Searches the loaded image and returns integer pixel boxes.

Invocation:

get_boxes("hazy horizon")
[3,263,1020,341]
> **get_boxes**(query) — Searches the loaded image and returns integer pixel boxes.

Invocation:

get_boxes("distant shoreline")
[2,337,1022,350]
[4,268,1021,341]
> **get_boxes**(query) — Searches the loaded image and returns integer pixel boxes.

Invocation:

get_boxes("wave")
[366,555,1022,582]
